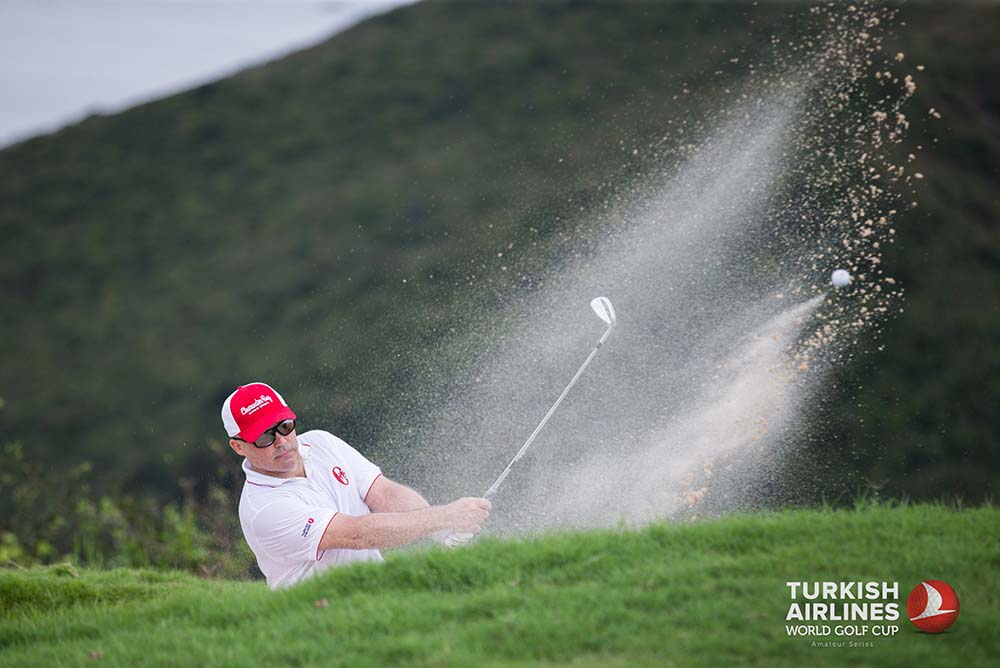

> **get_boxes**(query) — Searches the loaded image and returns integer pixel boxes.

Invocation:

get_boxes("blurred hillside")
[0,0,997,520]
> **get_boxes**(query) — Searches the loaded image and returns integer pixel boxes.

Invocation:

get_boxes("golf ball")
[831,269,852,288]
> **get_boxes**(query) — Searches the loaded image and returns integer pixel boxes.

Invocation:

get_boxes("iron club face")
[590,296,616,326]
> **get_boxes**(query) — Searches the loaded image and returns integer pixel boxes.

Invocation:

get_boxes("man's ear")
[229,438,246,456]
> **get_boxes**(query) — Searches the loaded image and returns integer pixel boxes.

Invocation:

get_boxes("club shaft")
[484,325,613,499]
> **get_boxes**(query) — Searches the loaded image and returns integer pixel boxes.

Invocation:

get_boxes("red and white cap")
[221,382,296,442]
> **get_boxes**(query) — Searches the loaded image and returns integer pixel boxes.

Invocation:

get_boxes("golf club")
[445,297,616,547]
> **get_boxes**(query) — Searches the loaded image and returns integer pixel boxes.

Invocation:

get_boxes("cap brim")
[238,406,296,442]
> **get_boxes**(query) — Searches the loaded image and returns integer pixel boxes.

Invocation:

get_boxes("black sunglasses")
[239,419,296,448]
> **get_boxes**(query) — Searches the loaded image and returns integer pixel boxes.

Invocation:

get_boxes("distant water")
[0,0,417,148]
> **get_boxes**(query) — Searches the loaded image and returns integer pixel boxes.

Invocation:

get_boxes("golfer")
[222,381,490,589]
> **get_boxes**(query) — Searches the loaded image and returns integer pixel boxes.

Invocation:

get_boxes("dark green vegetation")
[817,4,1000,506]
[0,2,997,569]
[0,440,255,576]
[1,504,997,667]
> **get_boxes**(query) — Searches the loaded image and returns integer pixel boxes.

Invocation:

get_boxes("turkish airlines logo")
[240,394,273,415]
[332,467,349,485]
[907,580,959,633]
[301,517,315,538]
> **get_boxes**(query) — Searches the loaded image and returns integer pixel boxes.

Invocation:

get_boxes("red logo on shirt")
[332,467,349,485]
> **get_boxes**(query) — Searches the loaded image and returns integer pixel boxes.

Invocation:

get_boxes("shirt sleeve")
[319,431,382,503]
[250,494,339,564]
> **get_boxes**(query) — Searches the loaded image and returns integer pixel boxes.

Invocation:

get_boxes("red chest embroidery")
[332,466,349,485]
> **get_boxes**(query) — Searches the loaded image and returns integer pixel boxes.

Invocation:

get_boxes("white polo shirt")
[238,429,384,589]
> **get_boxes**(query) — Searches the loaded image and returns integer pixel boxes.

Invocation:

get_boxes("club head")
[590,296,616,326]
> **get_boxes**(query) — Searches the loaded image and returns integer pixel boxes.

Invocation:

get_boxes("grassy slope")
[0,2,764,491]
[0,3,997,501]
[1,504,997,667]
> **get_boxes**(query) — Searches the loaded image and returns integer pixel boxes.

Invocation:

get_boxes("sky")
[0,0,417,148]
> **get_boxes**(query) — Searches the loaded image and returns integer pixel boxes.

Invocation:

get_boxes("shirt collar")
[242,444,311,487]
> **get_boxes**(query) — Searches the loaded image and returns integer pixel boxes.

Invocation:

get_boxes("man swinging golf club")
[224,297,616,587]
[222,382,490,589]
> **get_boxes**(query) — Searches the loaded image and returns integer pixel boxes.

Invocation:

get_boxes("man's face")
[229,422,303,478]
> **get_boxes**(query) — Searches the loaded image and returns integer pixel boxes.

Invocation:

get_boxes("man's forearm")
[320,507,446,550]
[378,482,431,513]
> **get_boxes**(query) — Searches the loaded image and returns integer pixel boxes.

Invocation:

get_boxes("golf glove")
[431,530,475,548]
[445,531,474,548]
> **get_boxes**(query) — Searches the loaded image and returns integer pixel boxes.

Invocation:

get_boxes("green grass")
[1,503,997,667]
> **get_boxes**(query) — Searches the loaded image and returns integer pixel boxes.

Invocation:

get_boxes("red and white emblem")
[907,580,960,633]
[332,466,349,485]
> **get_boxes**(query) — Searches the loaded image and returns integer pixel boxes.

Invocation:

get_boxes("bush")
[0,441,257,579]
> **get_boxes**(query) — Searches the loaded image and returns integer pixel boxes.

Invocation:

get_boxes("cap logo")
[240,394,273,416]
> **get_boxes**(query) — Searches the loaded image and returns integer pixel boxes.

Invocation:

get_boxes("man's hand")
[441,497,491,534]
[429,497,490,548]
